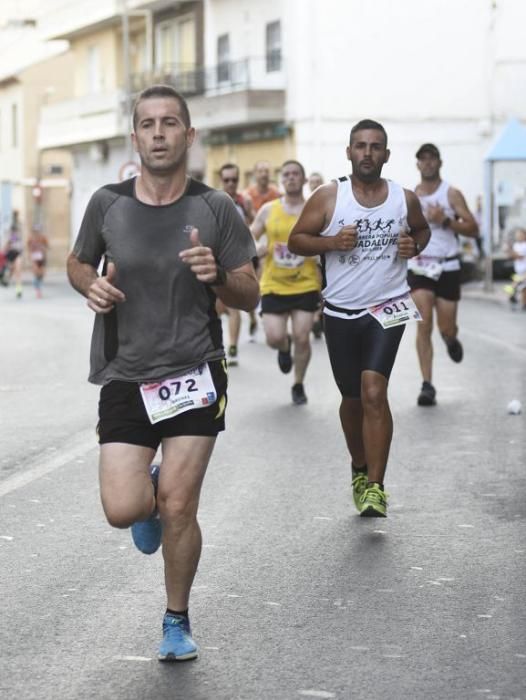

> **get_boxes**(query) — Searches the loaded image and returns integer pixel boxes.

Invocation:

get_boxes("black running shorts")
[261,290,320,314]
[323,313,405,398]
[407,268,461,301]
[97,359,228,449]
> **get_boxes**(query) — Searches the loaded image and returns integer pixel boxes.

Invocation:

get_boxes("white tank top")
[320,177,409,311]
[414,180,459,261]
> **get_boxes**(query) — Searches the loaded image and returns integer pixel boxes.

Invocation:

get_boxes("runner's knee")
[157,491,198,528]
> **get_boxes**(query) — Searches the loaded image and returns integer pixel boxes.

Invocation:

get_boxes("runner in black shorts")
[98,359,228,447]
[409,143,479,407]
[289,119,430,517]
[251,160,321,406]
[407,266,461,301]
[67,85,259,662]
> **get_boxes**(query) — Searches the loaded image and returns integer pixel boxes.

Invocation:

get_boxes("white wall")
[205,0,283,63]
[282,0,526,207]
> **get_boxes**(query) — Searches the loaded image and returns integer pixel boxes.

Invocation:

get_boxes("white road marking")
[298,691,336,699]
[0,535,13,541]
[112,655,152,662]
[0,429,96,498]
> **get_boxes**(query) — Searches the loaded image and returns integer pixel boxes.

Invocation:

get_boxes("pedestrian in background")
[27,225,49,298]
[4,212,24,299]
[217,162,257,363]
[289,119,430,517]
[244,160,280,212]
[67,84,259,661]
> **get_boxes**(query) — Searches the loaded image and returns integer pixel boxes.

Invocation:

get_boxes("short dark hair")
[132,84,191,130]
[415,143,441,159]
[219,163,240,178]
[349,119,388,147]
[281,159,306,178]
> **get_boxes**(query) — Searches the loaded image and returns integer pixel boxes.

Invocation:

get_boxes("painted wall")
[280,0,523,209]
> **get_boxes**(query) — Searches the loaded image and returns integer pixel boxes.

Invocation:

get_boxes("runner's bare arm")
[67,253,126,314]
[179,229,259,311]
[288,183,356,255]
[249,203,271,240]
[448,188,479,237]
[211,262,260,311]
[400,190,431,257]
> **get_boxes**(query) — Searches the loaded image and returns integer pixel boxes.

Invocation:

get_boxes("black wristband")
[210,265,227,287]
[442,217,451,229]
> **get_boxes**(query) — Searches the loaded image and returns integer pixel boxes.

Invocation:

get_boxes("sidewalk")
[461,279,511,306]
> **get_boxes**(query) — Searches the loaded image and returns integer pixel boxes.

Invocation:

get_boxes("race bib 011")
[368,292,422,329]
[139,363,216,425]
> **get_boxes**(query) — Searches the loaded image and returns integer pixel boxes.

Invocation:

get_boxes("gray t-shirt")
[73,177,256,385]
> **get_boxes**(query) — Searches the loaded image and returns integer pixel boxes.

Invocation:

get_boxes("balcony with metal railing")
[131,56,286,130]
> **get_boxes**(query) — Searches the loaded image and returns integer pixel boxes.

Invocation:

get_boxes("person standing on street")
[217,162,257,360]
[409,143,479,407]
[251,160,321,405]
[27,225,49,298]
[4,212,24,298]
[244,160,280,213]
[288,120,430,517]
[67,85,259,661]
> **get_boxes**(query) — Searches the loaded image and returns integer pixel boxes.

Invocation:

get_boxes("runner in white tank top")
[288,119,430,518]
[321,176,410,312]
[409,143,479,408]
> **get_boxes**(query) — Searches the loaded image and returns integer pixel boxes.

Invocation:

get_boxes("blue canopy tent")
[484,118,526,290]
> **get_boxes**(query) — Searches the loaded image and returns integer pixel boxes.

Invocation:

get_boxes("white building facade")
[35,0,526,246]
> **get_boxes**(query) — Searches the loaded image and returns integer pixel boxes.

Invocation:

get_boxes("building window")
[266,21,281,72]
[11,104,18,148]
[155,15,197,92]
[87,45,101,93]
[217,33,230,83]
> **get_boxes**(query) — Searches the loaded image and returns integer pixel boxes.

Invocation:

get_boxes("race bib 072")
[139,363,216,425]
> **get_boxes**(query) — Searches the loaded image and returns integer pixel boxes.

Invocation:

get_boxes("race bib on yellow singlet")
[409,256,443,280]
[139,363,216,424]
[273,242,305,269]
[368,292,422,329]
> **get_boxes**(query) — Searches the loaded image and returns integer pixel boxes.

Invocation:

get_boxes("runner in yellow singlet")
[251,160,320,405]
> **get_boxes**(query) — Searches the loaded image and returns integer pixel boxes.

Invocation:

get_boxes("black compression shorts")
[323,312,405,398]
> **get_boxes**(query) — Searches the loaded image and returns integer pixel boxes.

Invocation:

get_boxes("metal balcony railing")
[130,56,284,98]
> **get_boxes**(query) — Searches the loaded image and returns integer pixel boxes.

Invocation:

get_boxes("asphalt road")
[1,275,525,700]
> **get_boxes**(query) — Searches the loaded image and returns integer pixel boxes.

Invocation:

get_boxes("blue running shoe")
[158,614,198,662]
[131,464,162,555]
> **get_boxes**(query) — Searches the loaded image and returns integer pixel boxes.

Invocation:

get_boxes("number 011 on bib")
[368,292,422,329]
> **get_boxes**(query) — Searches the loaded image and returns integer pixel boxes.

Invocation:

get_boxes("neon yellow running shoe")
[359,484,388,518]
[351,470,368,512]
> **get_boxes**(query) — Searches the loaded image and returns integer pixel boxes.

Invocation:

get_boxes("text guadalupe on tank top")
[320,177,409,312]
[408,180,460,273]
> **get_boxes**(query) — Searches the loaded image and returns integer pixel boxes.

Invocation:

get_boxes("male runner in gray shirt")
[67,85,259,661]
